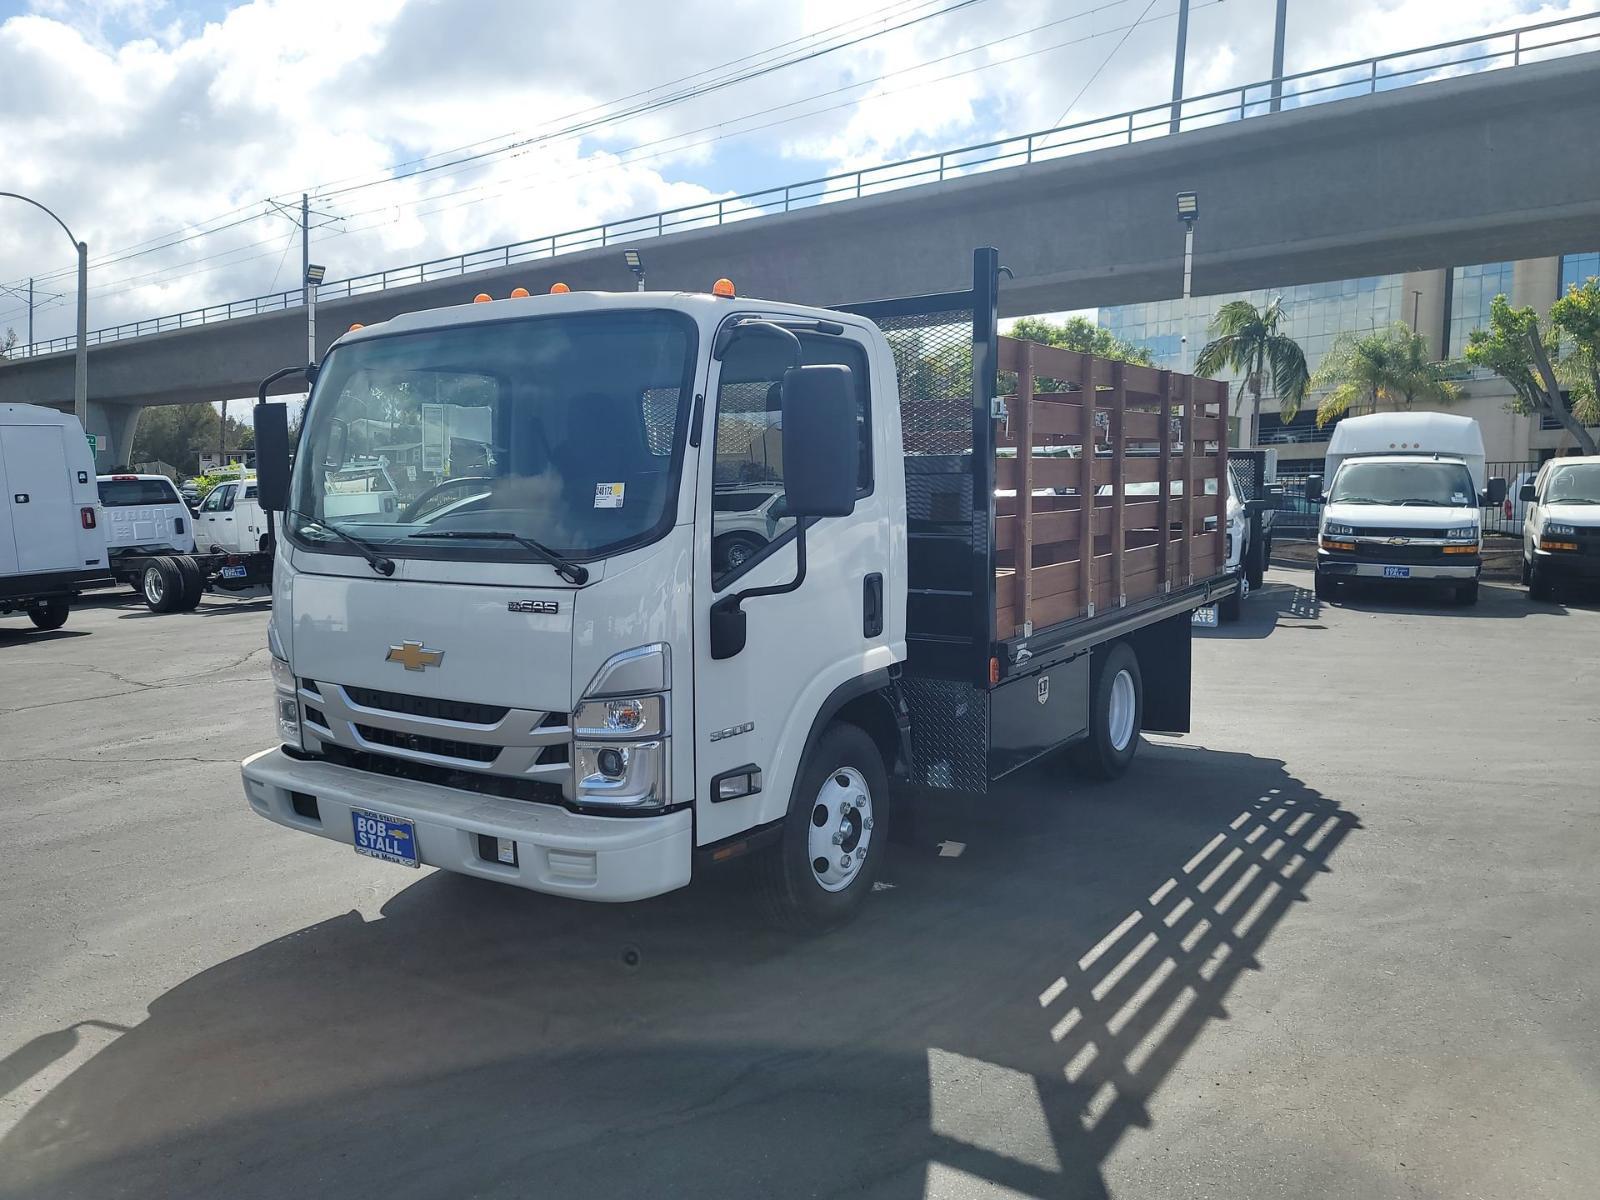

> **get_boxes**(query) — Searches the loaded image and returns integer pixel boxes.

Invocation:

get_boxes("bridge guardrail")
[5,10,1598,360]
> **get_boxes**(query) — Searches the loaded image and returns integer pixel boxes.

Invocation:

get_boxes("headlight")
[1444,525,1478,541]
[267,619,287,662]
[574,741,666,808]
[270,651,301,747]
[574,695,662,739]
[1546,521,1577,536]
[1324,521,1354,537]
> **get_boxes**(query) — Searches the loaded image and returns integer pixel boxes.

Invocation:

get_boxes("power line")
[1056,0,1163,125]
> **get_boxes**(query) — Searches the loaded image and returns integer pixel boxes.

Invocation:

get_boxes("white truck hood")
[1542,502,1600,527]
[1322,502,1479,530]
[287,570,575,711]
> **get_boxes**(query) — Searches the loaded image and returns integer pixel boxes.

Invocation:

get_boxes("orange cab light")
[1442,544,1478,555]
[550,282,571,294]
[712,277,736,298]
[510,286,530,298]
[473,293,493,303]
[348,323,365,332]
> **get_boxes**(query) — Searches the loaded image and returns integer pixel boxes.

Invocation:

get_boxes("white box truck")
[239,250,1240,929]
[0,404,107,632]
[1307,412,1505,605]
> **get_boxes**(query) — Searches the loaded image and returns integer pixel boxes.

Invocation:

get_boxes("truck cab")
[1308,412,1504,605]
[97,473,195,559]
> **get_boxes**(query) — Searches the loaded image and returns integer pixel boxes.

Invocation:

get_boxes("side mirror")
[1305,475,1323,504]
[1481,477,1506,507]
[1243,498,1266,518]
[253,402,291,512]
[1519,482,1537,503]
[779,364,857,518]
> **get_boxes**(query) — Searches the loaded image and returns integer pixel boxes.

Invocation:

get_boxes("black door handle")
[13,494,28,504]
[863,573,883,638]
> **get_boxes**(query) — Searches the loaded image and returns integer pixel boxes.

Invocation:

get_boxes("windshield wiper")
[1550,497,1600,505]
[1332,497,1382,504]
[289,510,395,576]
[407,529,589,584]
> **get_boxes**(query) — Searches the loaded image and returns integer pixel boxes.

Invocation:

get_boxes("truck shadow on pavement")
[1324,579,1551,619]
[0,744,1360,1200]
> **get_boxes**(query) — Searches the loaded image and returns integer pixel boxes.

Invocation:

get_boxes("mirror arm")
[708,523,811,660]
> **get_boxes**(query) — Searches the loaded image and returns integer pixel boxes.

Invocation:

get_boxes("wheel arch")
[796,669,910,784]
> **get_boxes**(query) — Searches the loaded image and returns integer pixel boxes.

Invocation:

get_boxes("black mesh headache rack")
[836,249,1238,792]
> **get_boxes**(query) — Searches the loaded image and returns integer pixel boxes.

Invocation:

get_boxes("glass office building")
[1561,251,1600,292]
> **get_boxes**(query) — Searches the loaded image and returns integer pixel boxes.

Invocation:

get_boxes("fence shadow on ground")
[0,743,1359,1200]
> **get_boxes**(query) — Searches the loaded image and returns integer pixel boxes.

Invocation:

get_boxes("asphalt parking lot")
[2,569,1597,1200]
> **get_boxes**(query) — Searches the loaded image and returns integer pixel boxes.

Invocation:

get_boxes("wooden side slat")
[1214,380,1230,577]
[996,507,1082,551]
[1192,415,1220,442]
[1014,341,1035,632]
[1110,360,1126,606]
[1078,379,1095,613]
[1157,371,1172,591]
[1180,374,1195,585]
[993,399,1082,443]
[1121,410,1160,439]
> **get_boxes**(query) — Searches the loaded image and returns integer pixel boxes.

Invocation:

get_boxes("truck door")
[692,326,896,847]
[197,483,232,549]
[1,423,77,574]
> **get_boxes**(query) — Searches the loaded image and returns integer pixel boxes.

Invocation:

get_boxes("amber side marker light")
[712,277,736,298]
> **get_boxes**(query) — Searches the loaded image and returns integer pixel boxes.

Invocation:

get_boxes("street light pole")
[0,192,88,436]
[1269,0,1289,114]
[1169,0,1191,135]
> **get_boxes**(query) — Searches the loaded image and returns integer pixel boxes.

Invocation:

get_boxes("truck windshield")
[1328,461,1476,507]
[289,311,697,563]
[1546,463,1600,503]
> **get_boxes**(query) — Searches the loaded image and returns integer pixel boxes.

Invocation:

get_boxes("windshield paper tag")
[594,482,625,509]
[1452,493,1469,505]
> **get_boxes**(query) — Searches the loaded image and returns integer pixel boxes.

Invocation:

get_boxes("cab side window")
[216,484,237,512]
[200,486,226,513]
[710,332,871,586]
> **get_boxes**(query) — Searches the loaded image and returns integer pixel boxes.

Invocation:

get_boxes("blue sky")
[2,0,1595,349]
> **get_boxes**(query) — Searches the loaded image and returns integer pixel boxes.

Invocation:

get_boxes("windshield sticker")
[594,482,625,509]
[1452,492,1469,505]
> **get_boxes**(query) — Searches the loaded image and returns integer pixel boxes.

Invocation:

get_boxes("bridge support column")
[85,401,141,469]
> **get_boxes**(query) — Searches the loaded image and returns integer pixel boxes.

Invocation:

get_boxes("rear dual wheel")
[1070,641,1143,780]
[142,557,204,613]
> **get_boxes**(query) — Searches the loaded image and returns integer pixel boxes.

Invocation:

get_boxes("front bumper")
[1317,553,1479,582]
[1534,549,1600,581]
[241,747,692,902]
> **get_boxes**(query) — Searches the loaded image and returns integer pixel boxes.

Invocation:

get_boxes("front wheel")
[1528,559,1555,602]
[1245,533,1267,589]
[1219,587,1243,623]
[28,597,70,630]
[1454,580,1479,607]
[757,722,889,932]
[1314,571,1337,602]
[1070,641,1143,780]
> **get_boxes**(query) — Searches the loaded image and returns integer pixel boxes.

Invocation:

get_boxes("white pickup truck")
[241,250,1239,929]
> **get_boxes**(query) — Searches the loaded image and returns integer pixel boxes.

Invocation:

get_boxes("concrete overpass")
[5,47,1599,465]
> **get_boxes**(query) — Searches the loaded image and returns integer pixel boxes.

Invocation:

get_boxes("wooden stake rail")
[993,335,1229,638]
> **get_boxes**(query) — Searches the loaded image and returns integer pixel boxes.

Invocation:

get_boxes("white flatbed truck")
[240,250,1237,928]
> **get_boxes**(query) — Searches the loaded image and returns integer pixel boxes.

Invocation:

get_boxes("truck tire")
[1454,580,1479,606]
[757,721,889,933]
[175,555,206,610]
[1220,588,1243,623]
[1314,570,1337,602]
[1070,640,1143,780]
[1528,559,1554,602]
[142,560,185,613]
[28,597,70,631]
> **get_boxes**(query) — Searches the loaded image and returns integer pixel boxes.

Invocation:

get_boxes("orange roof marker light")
[712,277,736,298]
[348,323,365,332]
[473,293,493,303]
[550,282,571,294]
[510,286,530,298]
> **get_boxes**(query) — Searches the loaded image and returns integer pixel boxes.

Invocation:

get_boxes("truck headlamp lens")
[270,654,302,747]
[1444,525,1477,541]
[574,695,662,739]
[1545,521,1576,537]
[1324,521,1354,537]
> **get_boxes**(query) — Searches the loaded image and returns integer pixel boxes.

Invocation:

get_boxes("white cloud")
[1,0,1594,347]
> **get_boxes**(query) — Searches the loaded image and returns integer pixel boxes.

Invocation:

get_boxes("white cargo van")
[0,404,108,631]
[1307,412,1505,605]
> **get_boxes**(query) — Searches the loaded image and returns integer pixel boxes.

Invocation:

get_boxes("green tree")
[1008,316,1154,367]
[128,402,255,475]
[1,327,16,358]
[1465,293,1599,455]
[1311,323,1462,427]
[1193,298,1309,446]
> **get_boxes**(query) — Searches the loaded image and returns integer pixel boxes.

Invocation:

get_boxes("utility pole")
[1269,0,1289,113]
[1169,0,1191,135]
[302,193,311,363]
[27,278,33,346]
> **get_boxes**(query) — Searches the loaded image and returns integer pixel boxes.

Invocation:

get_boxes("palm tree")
[1193,298,1310,448]
[1311,323,1462,427]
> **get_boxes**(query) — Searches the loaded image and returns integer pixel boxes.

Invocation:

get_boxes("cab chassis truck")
[241,248,1236,929]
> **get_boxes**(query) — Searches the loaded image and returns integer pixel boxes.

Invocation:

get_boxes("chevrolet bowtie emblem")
[386,640,444,671]
[1386,536,1410,546]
